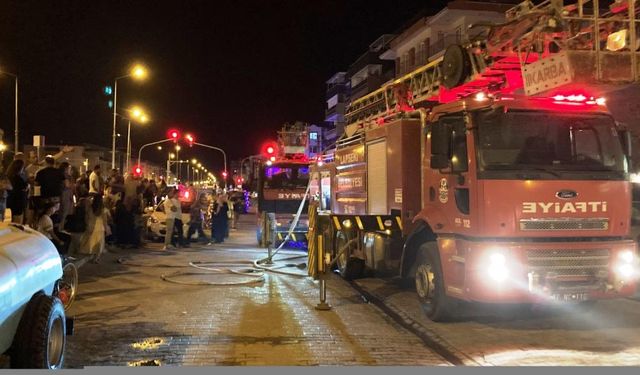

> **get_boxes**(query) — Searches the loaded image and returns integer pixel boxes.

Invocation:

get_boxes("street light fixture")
[111,63,149,169]
[123,105,150,172]
[0,69,18,153]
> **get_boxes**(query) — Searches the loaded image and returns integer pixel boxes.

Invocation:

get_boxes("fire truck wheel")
[442,44,471,89]
[335,230,364,280]
[11,293,66,369]
[415,242,458,322]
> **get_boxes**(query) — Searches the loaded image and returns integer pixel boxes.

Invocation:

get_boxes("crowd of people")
[0,149,245,261]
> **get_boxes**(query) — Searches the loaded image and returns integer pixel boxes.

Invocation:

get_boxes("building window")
[309,132,318,141]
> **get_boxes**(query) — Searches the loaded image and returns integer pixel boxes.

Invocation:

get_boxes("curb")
[350,279,480,366]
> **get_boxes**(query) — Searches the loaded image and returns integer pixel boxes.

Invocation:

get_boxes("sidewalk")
[60,215,450,367]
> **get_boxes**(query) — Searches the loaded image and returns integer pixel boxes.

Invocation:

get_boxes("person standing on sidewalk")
[89,165,103,197]
[77,195,110,263]
[163,188,184,250]
[186,195,209,245]
[58,162,74,231]
[210,194,229,244]
[6,159,28,224]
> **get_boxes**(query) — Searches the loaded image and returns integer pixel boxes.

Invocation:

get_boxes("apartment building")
[380,0,516,77]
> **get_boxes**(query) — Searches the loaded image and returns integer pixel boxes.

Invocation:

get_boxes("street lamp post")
[193,142,227,188]
[126,107,148,173]
[111,64,148,169]
[175,145,181,180]
[0,70,18,153]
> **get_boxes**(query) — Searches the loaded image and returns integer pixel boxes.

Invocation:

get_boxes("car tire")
[11,293,66,369]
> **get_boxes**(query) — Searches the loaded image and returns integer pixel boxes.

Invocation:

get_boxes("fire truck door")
[430,115,470,222]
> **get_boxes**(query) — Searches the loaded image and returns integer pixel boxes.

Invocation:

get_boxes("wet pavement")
[1,214,448,368]
[355,277,640,366]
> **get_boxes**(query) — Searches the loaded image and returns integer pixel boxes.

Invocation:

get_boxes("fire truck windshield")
[476,110,627,179]
[263,165,310,189]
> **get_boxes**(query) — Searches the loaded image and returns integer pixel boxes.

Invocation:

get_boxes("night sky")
[1,0,447,172]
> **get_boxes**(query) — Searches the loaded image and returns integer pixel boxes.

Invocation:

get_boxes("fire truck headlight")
[615,250,637,280]
[617,263,635,279]
[487,252,509,282]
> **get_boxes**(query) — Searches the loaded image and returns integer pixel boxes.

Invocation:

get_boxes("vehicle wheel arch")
[399,220,437,279]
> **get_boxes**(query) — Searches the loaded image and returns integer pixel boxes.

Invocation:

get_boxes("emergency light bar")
[551,94,606,106]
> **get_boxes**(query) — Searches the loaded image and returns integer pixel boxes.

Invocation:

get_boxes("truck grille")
[520,218,608,231]
[526,249,610,278]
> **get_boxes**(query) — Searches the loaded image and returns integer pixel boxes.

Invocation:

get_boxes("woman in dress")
[77,194,110,263]
[210,194,229,244]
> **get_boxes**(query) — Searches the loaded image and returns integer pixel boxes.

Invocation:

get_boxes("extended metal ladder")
[345,0,640,128]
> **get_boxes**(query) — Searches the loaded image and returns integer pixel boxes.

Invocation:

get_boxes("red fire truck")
[256,123,311,248]
[311,0,640,321]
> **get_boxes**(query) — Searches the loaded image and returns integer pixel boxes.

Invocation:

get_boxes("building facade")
[380,1,514,77]
[324,72,350,146]
[348,34,396,101]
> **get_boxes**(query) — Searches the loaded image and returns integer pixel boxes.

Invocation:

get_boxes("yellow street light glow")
[131,64,148,80]
[169,153,175,159]
[197,163,202,168]
[0,143,6,152]
[175,145,181,151]
[157,146,162,150]
[139,114,149,123]
[191,159,197,164]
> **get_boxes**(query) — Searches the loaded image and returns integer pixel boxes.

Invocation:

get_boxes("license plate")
[550,292,589,302]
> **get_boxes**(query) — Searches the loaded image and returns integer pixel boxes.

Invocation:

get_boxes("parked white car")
[145,199,192,241]
[0,223,70,368]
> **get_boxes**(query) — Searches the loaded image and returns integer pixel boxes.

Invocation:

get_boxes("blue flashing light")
[103,85,113,95]
[107,100,114,109]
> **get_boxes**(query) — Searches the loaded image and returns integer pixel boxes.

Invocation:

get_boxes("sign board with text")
[522,52,573,96]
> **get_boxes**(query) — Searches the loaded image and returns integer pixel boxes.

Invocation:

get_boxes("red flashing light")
[550,93,605,106]
[168,129,181,142]
[261,141,279,158]
[222,171,228,178]
[133,165,143,176]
